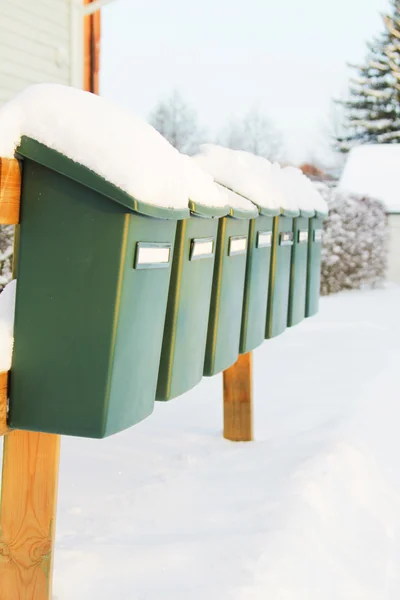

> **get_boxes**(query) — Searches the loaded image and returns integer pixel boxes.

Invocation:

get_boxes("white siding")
[387,214,400,283]
[0,0,71,105]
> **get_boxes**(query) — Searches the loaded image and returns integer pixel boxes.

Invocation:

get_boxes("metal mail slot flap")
[279,231,294,246]
[190,237,215,261]
[298,230,309,243]
[134,242,172,269]
[314,229,323,243]
[257,230,272,248]
[228,235,248,256]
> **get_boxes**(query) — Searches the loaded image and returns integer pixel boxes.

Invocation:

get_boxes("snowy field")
[4,285,400,599]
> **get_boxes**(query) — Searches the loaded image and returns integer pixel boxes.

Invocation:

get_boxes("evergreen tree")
[337,0,400,151]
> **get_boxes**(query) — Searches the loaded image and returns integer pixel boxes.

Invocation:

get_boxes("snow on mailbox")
[0,84,191,438]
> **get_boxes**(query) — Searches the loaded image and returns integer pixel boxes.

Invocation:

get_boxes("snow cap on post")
[0,84,192,219]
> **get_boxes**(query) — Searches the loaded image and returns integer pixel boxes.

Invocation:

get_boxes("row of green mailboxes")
[8,139,325,438]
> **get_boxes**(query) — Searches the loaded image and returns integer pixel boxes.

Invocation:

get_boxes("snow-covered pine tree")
[337,0,400,151]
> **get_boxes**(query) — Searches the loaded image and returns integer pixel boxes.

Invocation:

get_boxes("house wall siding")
[0,0,71,105]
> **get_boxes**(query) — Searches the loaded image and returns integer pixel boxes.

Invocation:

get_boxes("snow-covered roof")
[0,84,209,214]
[339,144,400,213]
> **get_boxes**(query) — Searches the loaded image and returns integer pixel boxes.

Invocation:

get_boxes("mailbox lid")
[157,215,219,401]
[240,215,274,354]
[16,137,190,220]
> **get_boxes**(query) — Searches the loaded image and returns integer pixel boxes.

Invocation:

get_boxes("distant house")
[0,0,101,107]
[339,145,400,284]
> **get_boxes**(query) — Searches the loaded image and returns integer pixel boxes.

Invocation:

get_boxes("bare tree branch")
[149,90,204,155]
[217,109,284,161]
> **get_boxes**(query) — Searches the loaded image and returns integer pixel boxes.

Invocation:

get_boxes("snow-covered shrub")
[318,183,388,295]
[0,225,14,291]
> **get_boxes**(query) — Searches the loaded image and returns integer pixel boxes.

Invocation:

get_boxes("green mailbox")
[9,137,190,438]
[265,206,300,339]
[306,209,327,317]
[287,207,316,327]
[156,189,229,401]
[204,187,258,376]
[239,202,280,354]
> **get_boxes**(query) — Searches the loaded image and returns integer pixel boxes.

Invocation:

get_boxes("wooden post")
[84,0,101,94]
[0,157,61,599]
[0,158,21,224]
[223,351,253,441]
[0,431,61,600]
[0,371,9,436]
[0,6,102,591]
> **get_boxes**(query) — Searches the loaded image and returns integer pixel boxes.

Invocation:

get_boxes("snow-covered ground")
[4,286,400,599]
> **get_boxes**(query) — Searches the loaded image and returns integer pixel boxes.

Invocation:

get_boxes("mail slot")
[204,187,258,376]
[135,243,172,268]
[9,137,189,438]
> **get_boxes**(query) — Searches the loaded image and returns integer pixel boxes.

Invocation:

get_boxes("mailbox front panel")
[157,215,218,401]
[287,216,309,328]
[240,215,273,354]
[10,159,177,438]
[204,217,249,376]
[265,215,293,339]
[306,217,324,318]
[105,213,177,436]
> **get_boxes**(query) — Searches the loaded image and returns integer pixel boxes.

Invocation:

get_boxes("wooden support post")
[0,156,61,599]
[84,0,101,94]
[0,371,9,436]
[0,431,61,599]
[0,158,21,225]
[223,351,253,441]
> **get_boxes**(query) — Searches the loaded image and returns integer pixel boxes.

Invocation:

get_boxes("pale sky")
[100,0,390,164]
